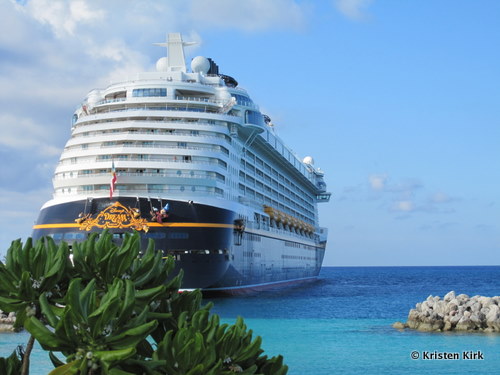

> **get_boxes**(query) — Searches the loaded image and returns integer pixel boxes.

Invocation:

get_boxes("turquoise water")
[1,266,499,374]
[237,318,500,374]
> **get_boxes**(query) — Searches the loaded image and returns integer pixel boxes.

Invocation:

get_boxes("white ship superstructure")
[33,33,331,293]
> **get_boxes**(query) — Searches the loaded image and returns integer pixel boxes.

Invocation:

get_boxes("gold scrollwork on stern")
[77,201,149,232]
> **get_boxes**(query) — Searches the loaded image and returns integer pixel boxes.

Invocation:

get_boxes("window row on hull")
[74,117,229,130]
[54,169,226,181]
[91,90,255,111]
[239,170,314,211]
[241,151,316,200]
[85,104,228,117]
[236,148,319,226]
[57,154,228,167]
[71,129,232,144]
[239,183,314,224]
[63,143,230,158]
[55,184,225,197]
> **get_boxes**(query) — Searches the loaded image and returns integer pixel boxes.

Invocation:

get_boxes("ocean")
[1,266,499,374]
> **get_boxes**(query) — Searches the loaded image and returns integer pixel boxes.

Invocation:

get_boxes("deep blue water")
[1,266,499,374]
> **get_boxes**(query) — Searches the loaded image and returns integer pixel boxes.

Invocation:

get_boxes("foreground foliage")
[0,231,288,375]
[0,347,23,375]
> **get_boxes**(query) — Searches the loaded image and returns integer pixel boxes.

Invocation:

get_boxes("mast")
[153,33,196,72]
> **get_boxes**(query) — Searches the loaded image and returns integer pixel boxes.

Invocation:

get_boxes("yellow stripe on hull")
[33,222,234,230]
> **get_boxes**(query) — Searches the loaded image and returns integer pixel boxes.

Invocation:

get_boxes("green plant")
[0,347,23,375]
[0,231,288,374]
[0,237,71,374]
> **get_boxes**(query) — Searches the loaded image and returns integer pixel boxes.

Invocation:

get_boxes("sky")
[0,0,498,266]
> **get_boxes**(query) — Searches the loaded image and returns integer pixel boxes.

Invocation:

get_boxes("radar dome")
[303,156,314,165]
[215,88,232,102]
[86,90,102,107]
[191,56,210,74]
[156,57,168,72]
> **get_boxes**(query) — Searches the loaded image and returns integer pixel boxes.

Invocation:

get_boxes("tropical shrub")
[0,347,23,375]
[0,231,288,375]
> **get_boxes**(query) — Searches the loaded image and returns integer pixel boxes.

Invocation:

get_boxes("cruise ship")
[32,33,331,294]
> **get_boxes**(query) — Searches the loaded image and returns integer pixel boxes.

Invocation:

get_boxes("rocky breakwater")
[0,310,16,332]
[393,291,500,332]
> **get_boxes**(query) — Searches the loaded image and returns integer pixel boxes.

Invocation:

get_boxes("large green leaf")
[25,317,70,351]
[47,360,81,375]
[105,320,158,349]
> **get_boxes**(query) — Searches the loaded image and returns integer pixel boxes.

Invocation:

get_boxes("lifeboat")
[263,205,315,233]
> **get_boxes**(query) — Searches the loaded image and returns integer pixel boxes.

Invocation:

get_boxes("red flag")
[110,161,117,199]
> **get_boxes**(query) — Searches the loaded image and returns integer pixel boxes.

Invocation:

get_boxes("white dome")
[156,57,168,72]
[191,56,210,74]
[86,90,102,107]
[303,156,314,165]
[215,88,232,102]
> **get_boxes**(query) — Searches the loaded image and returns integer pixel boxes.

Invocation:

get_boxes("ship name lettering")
[103,212,128,223]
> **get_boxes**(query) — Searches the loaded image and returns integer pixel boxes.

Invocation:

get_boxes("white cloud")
[0,188,53,258]
[393,200,414,212]
[21,0,308,43]
[368,174,423,195]
[365,173,458,216]
[188,0,307,31]
[369,174,386,190]
[0,114,62,156]
[429,191,454,204]
[25,0,106,37]
[334,0,373,21]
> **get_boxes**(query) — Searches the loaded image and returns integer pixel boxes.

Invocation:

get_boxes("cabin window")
[132,88,167,97]
[231,94,253,106]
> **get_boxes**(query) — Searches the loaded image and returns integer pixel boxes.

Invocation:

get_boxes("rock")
[481,307,490,315]
[0,324,16,333]
[450,314,461,326]
[406,319,419,330]
[418,318,444,332]
[392,321,406,330]
[421,301,432,312]
[443,321,453,331]
[471,302,481,312]
[397,292,500,333]
[470,313,484,329]
[486,304,499,320]
[444,291,456,302]
[456,317,476,331]
[448,303,458,313]
[0,311,16,330]
[478,297,492,307]
[408,309,419,320]
[435,301,447,316]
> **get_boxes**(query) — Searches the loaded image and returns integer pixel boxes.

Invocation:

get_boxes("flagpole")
[110,160,117,200]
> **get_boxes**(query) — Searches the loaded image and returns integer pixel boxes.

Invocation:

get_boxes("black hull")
[33,197,325,293]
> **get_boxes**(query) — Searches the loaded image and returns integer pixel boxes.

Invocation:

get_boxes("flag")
[110,161,117,199]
